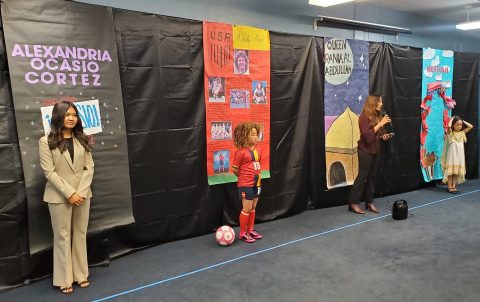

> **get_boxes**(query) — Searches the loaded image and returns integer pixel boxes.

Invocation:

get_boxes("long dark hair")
[47,101,92,152]
[361,94,382,127]
[450,115,463,131]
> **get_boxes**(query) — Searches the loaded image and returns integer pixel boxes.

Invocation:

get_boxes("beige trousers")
[48,198,90,287]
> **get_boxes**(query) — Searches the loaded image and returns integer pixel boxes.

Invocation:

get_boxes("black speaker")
[392,199,408,220]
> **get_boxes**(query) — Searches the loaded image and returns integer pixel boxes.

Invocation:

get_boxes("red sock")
[247,210,256,232]
[239,211,249,235]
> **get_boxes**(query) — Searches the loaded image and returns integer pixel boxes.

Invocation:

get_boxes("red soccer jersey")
[232,147,261,187]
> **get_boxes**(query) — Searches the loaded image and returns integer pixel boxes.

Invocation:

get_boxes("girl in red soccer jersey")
[232,122,263,243]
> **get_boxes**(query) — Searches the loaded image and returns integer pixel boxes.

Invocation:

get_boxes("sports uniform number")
[253,161,261,171]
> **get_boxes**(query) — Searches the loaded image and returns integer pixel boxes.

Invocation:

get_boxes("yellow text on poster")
[233,25,270,51]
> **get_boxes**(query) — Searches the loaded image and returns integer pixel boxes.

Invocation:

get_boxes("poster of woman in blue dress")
[420,48,454,182]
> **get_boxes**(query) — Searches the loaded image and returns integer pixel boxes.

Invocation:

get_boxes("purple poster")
[324,38,369,189]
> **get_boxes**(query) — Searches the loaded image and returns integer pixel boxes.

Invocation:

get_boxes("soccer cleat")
[239,233,256,243]
[248,230,263,240]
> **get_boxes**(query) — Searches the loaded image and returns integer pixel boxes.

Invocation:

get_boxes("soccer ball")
[215,225,235,246]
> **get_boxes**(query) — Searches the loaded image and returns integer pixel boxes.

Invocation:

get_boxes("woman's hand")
[381,133,394,141]
[374,114,391,133]
[68,193,84,206]
[379,114,391,127]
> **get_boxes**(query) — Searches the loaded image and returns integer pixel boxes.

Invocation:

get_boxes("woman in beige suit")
[39,101,94,294]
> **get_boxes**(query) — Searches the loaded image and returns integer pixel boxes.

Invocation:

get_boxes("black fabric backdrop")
[369,43,425,195]
[112,10,214,245]
[452,52,479,179]
[0,12,30,287]
[0,6,478,288]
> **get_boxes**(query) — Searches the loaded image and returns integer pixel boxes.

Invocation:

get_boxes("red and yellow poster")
[203,21,270,185]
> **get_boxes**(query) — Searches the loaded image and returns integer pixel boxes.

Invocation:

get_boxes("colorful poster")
[2,0,135,253]
[420,48,455,182]
[324,38,369,189]
[203,22,270,185]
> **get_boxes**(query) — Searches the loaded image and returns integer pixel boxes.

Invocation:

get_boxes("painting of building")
[325,107,360,189]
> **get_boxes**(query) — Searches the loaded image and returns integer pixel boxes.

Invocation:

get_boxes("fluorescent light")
[309,0,355,7]
[456,20,480,30]
[315,15,411,34]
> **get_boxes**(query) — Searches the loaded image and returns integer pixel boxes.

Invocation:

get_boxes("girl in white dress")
[441,116,473,193]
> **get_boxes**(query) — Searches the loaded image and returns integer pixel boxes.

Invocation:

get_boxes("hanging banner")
[2,0,135,253]
[420,47,454,182]
[203,21,270,185]
[324,38,369,189]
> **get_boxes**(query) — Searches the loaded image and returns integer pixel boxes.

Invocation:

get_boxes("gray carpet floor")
[2,180,480,302]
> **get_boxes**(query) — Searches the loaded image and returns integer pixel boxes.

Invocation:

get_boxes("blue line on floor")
[92,188,480,302]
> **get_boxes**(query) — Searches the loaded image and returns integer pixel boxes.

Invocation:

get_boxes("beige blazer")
[39,136,94,203]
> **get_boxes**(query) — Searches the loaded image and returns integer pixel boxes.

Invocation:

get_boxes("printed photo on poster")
[252,80,267,104]
[211,121,232,140]
[208,76,226,102]
[257,123,264,142]
[234,49,249,75]
[214,150,230,174]
[230,89,250,108]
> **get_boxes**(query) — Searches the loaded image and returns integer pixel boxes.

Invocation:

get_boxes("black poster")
[2,0,134,253]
